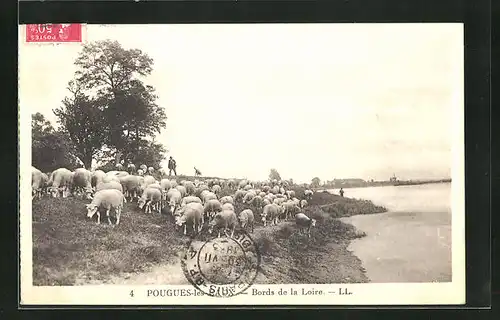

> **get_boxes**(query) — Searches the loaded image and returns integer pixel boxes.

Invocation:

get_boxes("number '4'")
[130,290,134,297]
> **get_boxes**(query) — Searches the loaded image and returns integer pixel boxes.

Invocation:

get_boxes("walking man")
[168,156,177,176]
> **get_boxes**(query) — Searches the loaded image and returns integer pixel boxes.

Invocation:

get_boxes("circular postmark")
[181,229,261,298]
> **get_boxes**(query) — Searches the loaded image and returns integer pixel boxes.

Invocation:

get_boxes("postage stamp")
[181,230,261,298]
[25,24,83,43]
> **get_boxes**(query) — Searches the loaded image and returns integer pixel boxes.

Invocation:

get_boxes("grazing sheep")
[286,190,296,199]
[127,163,136,174]
[96,181,123,193]
[242,191,257,204]
[175,185,187,198]
[262,199,271,206]
[47,168,73,198]
[32,166,46,200]
[166,188,182,215]
[222,203,235,212]
[182,181,196,195]
[102,174,120,184]
[120,175,141,201]
[201,191,217,204]
[180,196,203,207]
[175,202,204,236]
[238,209,255,233]
[91,170,106,188]
[295,213,317,238]
[261,203,284,226]
[85,189,126,225]
[139,164,148,172]
[234,189,246,202]
[211,184,222,195]
[282,201,301,220]
[304,189,314,199]
[273,198,286,206]
[137,169,144,176]
[208,209,238,238]
[204,199,223,220]
[72,168,93,199]
[138,187,162,214]
[250,195,263,209]
[148,167,155,175]
[219,196,234,205]
[300,199,308,208]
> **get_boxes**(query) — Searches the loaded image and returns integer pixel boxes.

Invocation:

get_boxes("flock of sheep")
[31,163,318,238]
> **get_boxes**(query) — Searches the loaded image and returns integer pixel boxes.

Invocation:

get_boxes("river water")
[335,183,452,283]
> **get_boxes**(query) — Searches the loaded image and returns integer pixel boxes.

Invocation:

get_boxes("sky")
[19,23,463,184]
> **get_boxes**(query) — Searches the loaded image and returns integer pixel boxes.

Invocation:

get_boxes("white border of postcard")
[19,23,465,306]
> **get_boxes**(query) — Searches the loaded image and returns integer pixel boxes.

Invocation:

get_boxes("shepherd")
[339,188,344,197]
[168,156,177,176]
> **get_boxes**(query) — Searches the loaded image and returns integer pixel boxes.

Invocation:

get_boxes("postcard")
[19,23,465,305]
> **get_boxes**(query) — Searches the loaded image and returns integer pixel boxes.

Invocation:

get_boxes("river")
[335,183,452,283]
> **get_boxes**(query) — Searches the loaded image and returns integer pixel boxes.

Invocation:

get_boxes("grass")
[32,181,387,285]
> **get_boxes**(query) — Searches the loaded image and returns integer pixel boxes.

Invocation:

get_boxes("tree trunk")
[83,153,93,170]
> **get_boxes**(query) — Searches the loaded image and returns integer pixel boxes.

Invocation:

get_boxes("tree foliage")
[32,112,80,172]
[55,40,167,168]
[311,177,321,188]
[269,168,282,181]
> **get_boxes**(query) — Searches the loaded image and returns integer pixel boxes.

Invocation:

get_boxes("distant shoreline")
[315,179,451,191]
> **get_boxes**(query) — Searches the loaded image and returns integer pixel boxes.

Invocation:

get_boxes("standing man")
[339,188,344,197]
[168,156,177,176]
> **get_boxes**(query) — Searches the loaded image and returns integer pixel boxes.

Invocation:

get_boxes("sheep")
[250,195,264,209]
[180,196,203,207]
[127,163,136,174]
[204,199,223,221]
[262,199,271,206]
[138,187,162,214]
[273,197,286,206]
[119,175,141,201]
[175,202,204,236]
[211,184,222,195]
[47,168,73,198]
[72,168,93,200]
[166,188,182,215]
[139,164,148,172]
[85,189,126,225]
[102,174,120,184]
[238,209,255,233]
[242,191,256,204]
[282,201,301,220]
[238,179,248,189]
[175,185,187,198]
[32,166,46,200]
[201,191,217,204]
[115,163,124,171]
[219,196,234,205]
[137,169,144,176]
[170,180,178,188]
[234,189,246,202]
[295,213,317,238]
[96,181,123,193]
[91,170,107,188]
[300,199,308,208]
[261,203,284,226]
[286,190,296,199]
[304,189,314,199]
[243,184,252,191]
[208,209,238,238]
[222,203,235,212]
[182,181,196,195]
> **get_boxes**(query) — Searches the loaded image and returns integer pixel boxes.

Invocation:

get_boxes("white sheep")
[238,209,255,233]
[138,187,162,214]
[86,189,126,225]
[295,213,317,238]
[208,209,238,238]
[175,202,204,236]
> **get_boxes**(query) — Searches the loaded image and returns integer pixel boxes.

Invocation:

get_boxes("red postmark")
[25,24,82,43]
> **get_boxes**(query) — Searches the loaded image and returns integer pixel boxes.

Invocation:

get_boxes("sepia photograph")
[19,23,465,305]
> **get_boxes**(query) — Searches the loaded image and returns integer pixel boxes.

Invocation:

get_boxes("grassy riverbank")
[32,182,387,285]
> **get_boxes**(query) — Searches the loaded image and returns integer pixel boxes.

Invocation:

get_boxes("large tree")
[56,40,167,167]
[31,112,80,172]
[53,81,108,169]
[311,177,321,188]
[269,168,282,181]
